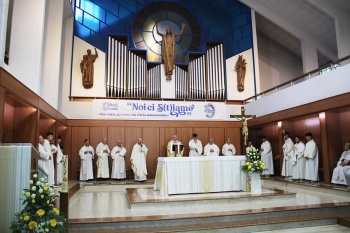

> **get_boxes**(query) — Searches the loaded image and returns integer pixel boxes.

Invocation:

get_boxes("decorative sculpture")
[230,107,255,146]
[155,21,185,81]
[235,55,247,92]
[80,48,98,89]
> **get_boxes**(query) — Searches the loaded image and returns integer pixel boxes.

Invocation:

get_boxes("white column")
[250,9,260,95]
[301,39,318,73]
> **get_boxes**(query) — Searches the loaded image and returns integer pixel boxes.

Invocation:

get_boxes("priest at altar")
[79,139,94,181]
[304,133,319,182]
[331,142,350,186]
[204,139,220,156]
[291,136,305,180]
[282,132,293,180]
[222,137,236,156]
[188,133,202,156]
[96,138,110,180]
[131,137,148,181]
[167,134,184,157]
[111,140,127,179]
[260,136,274,175]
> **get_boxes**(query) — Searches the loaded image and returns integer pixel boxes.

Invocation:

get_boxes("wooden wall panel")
[70,127,89,180]
[14,107,37,145]
[125,127,142,171]
[193,127,209,147]
[142,127,160,178]
[179,127,193,156]
[107,127,125,147]
[0,86,5,138]
[225,127,242,155]
[209,128,225,155]
[159,128,165,157]
[339,108,350,144]
[163,127,176,156]
[3,102,15,142]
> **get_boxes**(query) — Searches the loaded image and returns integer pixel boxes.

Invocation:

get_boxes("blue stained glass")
[241,24,251,38]
[75,22,90,40]
[106,12,124,32]
[81,0,106,22]
[75,8,83,23]
[231,14,246,30]
[83,13,100,32]
[119,6,132,25]
[94,0,118,16]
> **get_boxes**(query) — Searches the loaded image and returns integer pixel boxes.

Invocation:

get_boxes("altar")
[154,156,246,196]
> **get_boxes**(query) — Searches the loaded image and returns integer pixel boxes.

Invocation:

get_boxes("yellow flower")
[20,216,23,220]
[24,215,30,221]
[25,192,30,197]
[245,162,249,165]
[47,200,50,204]
[260,164,265,168]
[41,194,44,199]
[50,219,57,227]
[28,221,38,230]
[44,186,48,191]
[36,209,45,217]
[52,208,59,215]
[248,165,252,169]
[45,229,49,232]
[32,199,35,203]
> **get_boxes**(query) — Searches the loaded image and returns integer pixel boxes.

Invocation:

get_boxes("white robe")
[304,139,319,181]
[260,140,274,175]
[222,143,236,156]
[44,139,56,185]
[189,139,203,156]
[281,138,293,177]
[96,142,110,178]
[79,145,94,181]
[38,143,50,175]
[56,144,64,184]
[131,143,148,181]
[111,146,127,179]
[292,142,305,179]
[167,140,183,157]
[204,143,220,156]
[331,150,350,186]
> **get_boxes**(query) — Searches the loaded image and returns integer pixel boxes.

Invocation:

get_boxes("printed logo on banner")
[204,103,215,118]
[102,102,118,111]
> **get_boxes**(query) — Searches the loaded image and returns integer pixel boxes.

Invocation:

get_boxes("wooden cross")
[230,107,256,146]
[230,106,255,120]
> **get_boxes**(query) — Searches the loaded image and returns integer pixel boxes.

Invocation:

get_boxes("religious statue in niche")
[80,48,98,89]
[155,21,185,81]
[235,55,247,92]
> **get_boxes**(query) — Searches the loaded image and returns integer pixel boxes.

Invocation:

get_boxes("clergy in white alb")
[167,134,184,157]
[222,137,236,156]
[56,136,64,184]
[304,133,319,182]
[291,136,306,179]
[204,139,220,156]
[79,139,95,181]
[281,132,293,179]
[131,137,148,181]
[96,138,110,179]
[44,132,56,186]
[331,142,350,186]
[260,136,274,175]
[189,133,203,156]
[111,140,127,179]
[38,135,50,176]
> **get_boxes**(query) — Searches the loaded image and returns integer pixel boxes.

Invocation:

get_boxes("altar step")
[339,218,350,228]
[68,203,350,232]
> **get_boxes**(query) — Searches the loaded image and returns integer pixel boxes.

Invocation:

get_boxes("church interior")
[0,0,350,232]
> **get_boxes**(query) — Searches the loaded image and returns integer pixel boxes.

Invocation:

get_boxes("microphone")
[1,129,15,143]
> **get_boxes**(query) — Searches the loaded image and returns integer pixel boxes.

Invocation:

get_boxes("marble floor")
[260,225,350,232]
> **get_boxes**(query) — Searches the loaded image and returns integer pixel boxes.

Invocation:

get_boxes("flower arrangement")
[10,174,67,233]
[241,147,267,174]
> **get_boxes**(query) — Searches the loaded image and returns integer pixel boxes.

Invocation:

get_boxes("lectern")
[0,143,44,233]
[172,144,184,154]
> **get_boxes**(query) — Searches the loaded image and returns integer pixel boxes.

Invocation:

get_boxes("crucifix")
[230,106,256,146]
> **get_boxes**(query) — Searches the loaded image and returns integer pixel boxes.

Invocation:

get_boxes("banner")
[93,99,226,120]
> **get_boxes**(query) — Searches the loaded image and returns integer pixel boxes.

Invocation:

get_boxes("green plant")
[241,147,267,174]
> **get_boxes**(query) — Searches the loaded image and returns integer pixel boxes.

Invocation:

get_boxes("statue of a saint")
[156,22,185,80]
[235,55,247,92]
[233,115,254,146]
[80,48,98,89]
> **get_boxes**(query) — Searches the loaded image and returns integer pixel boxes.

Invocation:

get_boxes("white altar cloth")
[154,156,246,196]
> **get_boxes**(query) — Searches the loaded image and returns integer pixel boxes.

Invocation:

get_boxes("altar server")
[79,139,94,181]
[304,133,319,182]
[260,135,274,175]
[56,136,64,184]
[331,142,350,186]
[282,132,293,180]
[204,139,220,156]
[292,136,305,180]
[167,134,184,157]
[111,140,127,179]
[38,135,50,175]
[44,132,56,186]
[189,133,203,156]
[222,137,236,156]
[96,138,110,180]
[131,137,148,181]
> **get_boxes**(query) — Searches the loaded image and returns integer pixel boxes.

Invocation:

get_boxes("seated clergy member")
[131,137,148,181]
[304,132,319,182]
[111,140,127,179]
[331,142,350,186]
[96,138,110,180]
[204,139,220,156]
[246,141,254,154]
[292,136,305,180]
[167,134,184,157]
[79,139,95,181]
[260,135,274,176]
[189,133,203,156]
[222,137,236,156]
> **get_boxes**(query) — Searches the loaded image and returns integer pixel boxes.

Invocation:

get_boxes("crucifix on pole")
[230,106,255,146]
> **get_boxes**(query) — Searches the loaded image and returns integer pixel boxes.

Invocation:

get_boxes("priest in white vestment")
[96,138,110,180]
[331,142,350,186]
[167,134,184,157]
[304,132,319,182]
[204,139,220,156]
[79,139,95,181]
[246,141,254,154]
[56,136,64,184]
[222,137,236,156]
[189,133,203,156]
[38,135,50,176]
[131,137,148,181]
[111,140,127,179]
[292,136,305,180]
[44,132,56,186]
[260,135,274,175]
[282,132,293,180]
